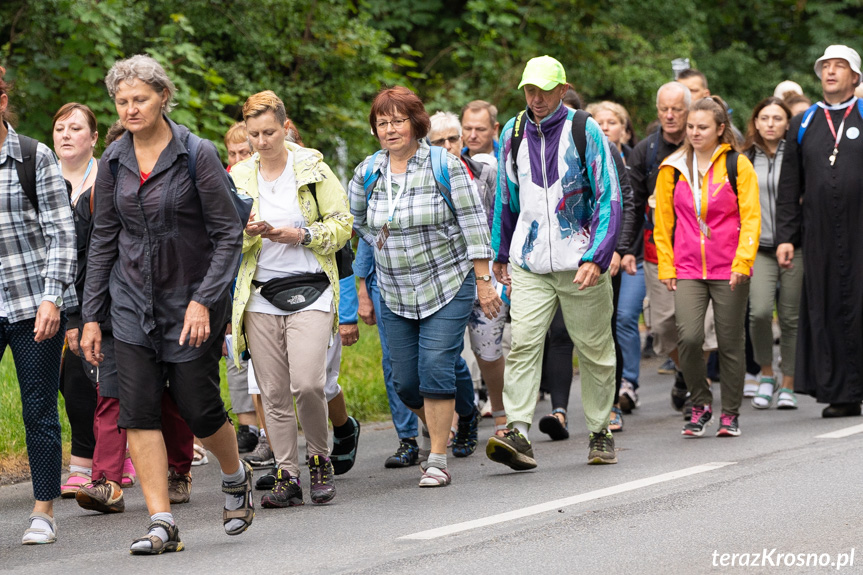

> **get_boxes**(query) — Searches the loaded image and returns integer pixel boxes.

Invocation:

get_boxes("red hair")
[369,86,430,140]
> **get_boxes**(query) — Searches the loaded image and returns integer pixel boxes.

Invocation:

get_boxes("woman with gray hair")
[80,54,252,554]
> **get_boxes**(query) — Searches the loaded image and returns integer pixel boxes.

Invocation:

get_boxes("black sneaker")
[716,413,741,437]
[308,455,336,504]
[682,405,713,437]
[385,440,419,468]
[486,429,537,470]
[331,416,360,476]
[588,428,618,464]
[261,469,303,507]
[641,334,656,359]
[671,370,688,412]
[452,407,480,458]
[237,425,259,454]
[255,471,276,491]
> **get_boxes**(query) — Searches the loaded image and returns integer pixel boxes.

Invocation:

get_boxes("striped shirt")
[349,141,492,320]
[0,124,77,322]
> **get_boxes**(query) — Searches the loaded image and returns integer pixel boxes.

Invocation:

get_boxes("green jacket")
[230,141,353,366]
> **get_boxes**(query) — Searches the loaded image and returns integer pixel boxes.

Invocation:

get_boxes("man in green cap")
[488,55,622,469]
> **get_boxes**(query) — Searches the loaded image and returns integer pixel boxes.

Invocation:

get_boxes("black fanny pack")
[252,272,329,312]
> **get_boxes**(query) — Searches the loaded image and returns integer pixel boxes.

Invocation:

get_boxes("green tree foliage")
[2,0,863,161]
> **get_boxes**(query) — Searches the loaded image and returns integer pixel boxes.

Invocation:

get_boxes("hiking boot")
[308,455,336,504]
[671,370,688,412]
[452,407,480,458]
[244,435,275,468]
[75,477,125,514]
[682,405,713,437]
[331,416,361,475]
[716,413,741,437]
[619,378,639,413]
[236,425,258,454]
[167,470,191,504]
[486,429,537,470]
[261,469,303,508]
[385,440,419,468]
[588,428,618,464]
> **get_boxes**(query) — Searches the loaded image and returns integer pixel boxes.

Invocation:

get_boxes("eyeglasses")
[430,135,461,146]
[376,118,410,130]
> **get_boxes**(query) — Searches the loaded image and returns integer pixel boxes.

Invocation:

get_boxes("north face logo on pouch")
[286,294,307,305]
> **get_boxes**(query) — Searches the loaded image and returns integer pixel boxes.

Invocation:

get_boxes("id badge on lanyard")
[375,162,405,250]
[691,154,712,240]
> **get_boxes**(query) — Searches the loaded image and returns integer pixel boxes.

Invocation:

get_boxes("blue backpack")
[362,146,454,214]
[797,99,863,144]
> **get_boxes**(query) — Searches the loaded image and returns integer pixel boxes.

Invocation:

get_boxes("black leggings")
[59,351,97,459]
[540,272,623,411]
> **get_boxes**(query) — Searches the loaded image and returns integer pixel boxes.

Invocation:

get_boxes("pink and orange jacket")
[654,144,760,281]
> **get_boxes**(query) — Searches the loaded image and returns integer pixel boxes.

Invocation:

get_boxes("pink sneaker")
[122,454,137,487]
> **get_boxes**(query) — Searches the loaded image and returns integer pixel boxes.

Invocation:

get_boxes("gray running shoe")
[588,429,618,464]
[244,435,275,468]
[486,429,537,470]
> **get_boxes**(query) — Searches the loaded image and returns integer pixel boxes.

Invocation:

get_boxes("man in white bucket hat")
[776,44,863,418]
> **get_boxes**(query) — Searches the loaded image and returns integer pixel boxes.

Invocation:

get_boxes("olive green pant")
[675,279,749,415]
[503,267,616,433]
[748,249,803,377]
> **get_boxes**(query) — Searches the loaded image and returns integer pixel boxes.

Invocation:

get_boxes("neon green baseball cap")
[518,56,567,90]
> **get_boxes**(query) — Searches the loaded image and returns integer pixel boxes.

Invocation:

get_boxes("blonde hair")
[224,122,248,146]
[585,101,630,127]
[242,90,287,124]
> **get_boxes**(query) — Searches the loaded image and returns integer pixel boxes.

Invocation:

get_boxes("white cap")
[814,45,862,86]
[773,80,803,99]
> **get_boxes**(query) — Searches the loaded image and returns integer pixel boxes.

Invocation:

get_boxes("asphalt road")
[2,353,863,574]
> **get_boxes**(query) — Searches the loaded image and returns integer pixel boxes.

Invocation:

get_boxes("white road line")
[400,461,737,541]
[815,423,863,439]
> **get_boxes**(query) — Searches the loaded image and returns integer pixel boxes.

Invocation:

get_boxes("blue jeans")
[617,261,646,387]
[368,272,418,440]
[1,315,67,501]
[378,272,476,412]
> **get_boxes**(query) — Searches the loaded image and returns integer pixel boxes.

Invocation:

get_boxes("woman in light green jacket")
[230,91,352,508]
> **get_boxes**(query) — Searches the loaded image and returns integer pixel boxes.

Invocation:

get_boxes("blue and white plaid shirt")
[0,124,77,322]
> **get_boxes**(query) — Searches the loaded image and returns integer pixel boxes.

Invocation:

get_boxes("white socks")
[22,512,56,544]
[513,421,529,441]
[221,462,247,534]
[129,512,173,551]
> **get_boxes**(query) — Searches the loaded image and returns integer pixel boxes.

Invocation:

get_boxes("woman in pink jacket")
[653,96,761,438]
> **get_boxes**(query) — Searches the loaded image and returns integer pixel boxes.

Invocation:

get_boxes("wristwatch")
[49,295,63,308]
[477,274,492,282]
[300,228,312,246]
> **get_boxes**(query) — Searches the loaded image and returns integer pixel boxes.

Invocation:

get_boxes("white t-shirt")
[246,153,333,316]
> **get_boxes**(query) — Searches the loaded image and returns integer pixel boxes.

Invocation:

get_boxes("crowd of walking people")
[3,42,863,553]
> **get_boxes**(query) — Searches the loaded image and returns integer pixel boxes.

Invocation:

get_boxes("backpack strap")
[428,145,454,214]
[509,110,527,177]
[645,129,662,179]
[15,135,40,213]
[726,150,740,195]
[797,103,821,145]
[363,150,383,202]
[570,109,590,181]
[185,132,201,185]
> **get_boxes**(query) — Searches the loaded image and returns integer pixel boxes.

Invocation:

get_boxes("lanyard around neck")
[74,157,94,199]
[385,160,407,223]
[822,97,857,150]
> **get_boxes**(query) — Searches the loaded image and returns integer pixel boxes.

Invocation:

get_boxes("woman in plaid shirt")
[349,86,501,488]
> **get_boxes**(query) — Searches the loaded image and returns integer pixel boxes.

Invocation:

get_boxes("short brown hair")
[369,86,430,140]
[53,103,98,134]
[243,90,287,124]
[224,121,248,146]
[460,100,498,127]
[678,68,708,90]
